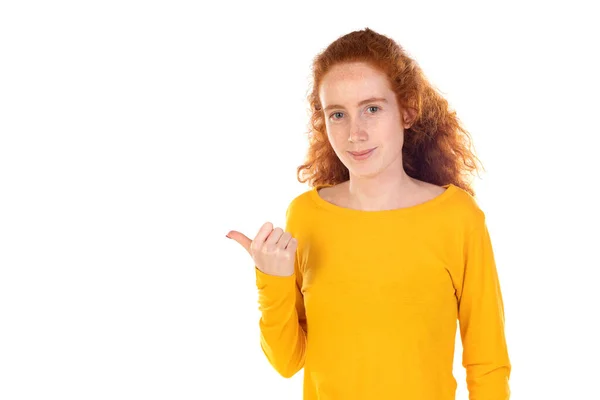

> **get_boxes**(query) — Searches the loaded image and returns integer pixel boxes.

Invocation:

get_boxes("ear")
[402,107,418,129]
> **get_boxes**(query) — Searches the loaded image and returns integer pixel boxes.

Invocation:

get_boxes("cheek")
[326,125,346,145]
[380,118,403,138]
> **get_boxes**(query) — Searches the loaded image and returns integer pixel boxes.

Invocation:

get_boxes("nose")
[348,117,368,143]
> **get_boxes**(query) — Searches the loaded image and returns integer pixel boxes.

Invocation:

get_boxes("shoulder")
[444,183,487,231]
[284,186,318,220]
[282,186,320,240]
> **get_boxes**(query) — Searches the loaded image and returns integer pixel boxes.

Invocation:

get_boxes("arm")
[254,205,307,378]
[458,216,512,399]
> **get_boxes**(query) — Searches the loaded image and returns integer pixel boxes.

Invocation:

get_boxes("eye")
[367,106,379,113]
[329,112,344,120]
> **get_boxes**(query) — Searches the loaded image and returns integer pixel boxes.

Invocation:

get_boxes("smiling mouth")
[348,148,376,156]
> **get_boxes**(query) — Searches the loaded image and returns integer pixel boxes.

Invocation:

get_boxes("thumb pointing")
[226,230,252,255]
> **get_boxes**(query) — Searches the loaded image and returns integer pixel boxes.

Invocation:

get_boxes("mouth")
[348,147,377,160]
[348,148,376,156]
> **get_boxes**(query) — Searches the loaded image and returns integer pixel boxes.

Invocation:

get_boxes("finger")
[251,222,274,251]
[277,231,293,249]
[285,237,298,252]
[264,227,284,248]
[226,230,252,254]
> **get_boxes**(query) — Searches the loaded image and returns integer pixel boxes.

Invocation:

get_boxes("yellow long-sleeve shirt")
[255,183,511,399]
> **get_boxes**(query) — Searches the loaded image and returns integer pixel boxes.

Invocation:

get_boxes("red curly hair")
[296,27,484,197]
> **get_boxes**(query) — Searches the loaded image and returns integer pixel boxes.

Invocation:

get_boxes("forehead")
[319,62,390,102]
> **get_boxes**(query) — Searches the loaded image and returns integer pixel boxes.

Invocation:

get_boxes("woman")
[227,27,511,400]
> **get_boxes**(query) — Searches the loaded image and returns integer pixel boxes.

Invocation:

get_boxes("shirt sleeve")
[457,216,512,400]
[254,203,307,378]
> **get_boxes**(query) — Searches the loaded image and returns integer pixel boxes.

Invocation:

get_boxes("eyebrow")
[323,97,388,112]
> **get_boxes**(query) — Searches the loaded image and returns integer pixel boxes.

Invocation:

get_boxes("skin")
[318,61,446,211]
[227,222,296,277]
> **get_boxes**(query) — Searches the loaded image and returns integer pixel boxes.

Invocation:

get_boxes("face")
[319,62,413,179]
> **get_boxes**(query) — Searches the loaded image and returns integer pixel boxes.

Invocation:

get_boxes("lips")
[349,148,376,156]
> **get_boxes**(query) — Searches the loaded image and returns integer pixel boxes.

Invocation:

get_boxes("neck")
[345,167,419,211]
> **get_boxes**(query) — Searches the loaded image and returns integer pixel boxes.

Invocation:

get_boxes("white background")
[1,1,599,399]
